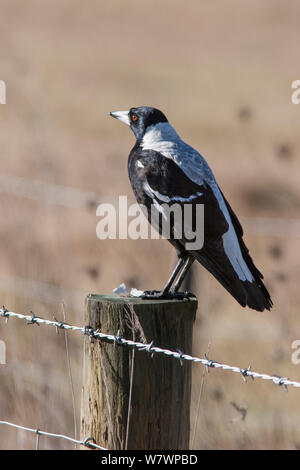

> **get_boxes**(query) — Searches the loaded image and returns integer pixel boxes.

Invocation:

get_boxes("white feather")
[143,179,202,204]
[136,160,145,169]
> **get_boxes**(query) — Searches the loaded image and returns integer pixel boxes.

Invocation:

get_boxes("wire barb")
[0,306,9,323]
[177,349,184,367]
[146,340,155,358]
[114,330,123,345]
[83,325,95,343]
[240,365,252,383]
[0,305,9,317]
[83,436,97,449]
[272,375,289,392]
[204,353,218,373]
[53,316,68,334]
[27,311,40,326]
[35,428,41,450]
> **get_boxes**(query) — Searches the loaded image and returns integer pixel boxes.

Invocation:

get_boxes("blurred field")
[0,0,300,449]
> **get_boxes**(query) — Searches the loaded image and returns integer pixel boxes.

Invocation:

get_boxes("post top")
[86,293,197,306]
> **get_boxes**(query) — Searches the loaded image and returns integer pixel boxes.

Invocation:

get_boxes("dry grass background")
[0,0,299,449]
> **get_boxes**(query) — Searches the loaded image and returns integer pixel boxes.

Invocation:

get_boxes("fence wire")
[0,173,100,209]
[0,420,107,450]
[0,172,299,237]
[1,306,300,390]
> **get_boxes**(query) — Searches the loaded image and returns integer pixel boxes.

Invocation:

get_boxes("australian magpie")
[110,106,273,311]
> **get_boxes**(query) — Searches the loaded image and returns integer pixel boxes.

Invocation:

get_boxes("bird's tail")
[192,241,273,312]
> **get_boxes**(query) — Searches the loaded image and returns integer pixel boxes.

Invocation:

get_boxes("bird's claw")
[141,290,167,299]
[141,290,196,300]
[168,290,196,300]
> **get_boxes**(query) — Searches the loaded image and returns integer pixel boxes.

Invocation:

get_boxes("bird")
[110,106,273,312]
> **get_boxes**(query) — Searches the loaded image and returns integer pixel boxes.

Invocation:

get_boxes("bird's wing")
[136,148,229,245]
[136,149,250,305]
[136,147,272,311]
[142,140,259,280]
[217,187,272,308]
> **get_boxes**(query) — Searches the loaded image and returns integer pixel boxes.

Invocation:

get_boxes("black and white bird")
[110,106,272,312]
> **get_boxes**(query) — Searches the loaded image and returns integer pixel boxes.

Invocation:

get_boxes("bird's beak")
[109,110,130,126]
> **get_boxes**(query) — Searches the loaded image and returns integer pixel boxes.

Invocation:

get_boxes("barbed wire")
[0,420,107,450]
[0,173,100,209]
[1,306,300,391]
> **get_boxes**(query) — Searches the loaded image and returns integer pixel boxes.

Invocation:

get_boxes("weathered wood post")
[80,294,197,450]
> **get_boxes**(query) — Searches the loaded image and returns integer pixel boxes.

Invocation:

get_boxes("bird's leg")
[171,256,195,293]
[141,255,187,299]
[161,255,187,295]
[142,254,196,300]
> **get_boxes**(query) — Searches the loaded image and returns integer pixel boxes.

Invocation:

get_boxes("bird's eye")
[131,114,138,122]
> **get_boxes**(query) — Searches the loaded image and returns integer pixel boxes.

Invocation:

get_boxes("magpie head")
[110,106,168,141]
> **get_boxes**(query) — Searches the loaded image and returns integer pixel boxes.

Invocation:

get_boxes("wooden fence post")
[80,294,197,450]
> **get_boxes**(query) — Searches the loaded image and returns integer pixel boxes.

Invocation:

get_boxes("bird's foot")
[141,289,196,300]
[168,289,197,300]
[141,290,168,300]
